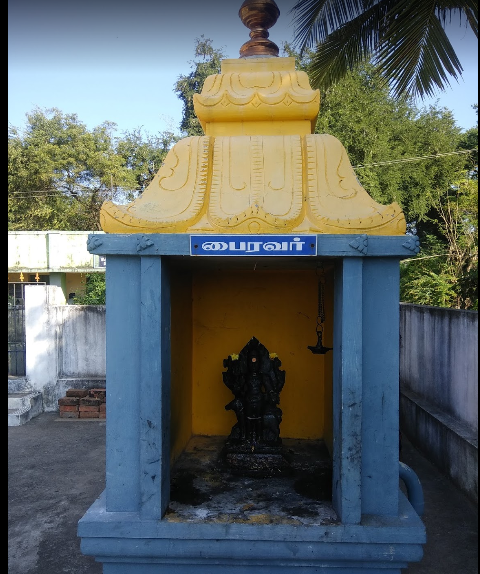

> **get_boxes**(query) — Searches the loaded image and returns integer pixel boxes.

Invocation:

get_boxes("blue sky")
[8,0,478,137]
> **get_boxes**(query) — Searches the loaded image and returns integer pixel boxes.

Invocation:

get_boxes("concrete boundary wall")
[399,303,478,503]
[24,285,106,411]
[400,387,477,504]
[400,304,478,429]
[15,287,478,501]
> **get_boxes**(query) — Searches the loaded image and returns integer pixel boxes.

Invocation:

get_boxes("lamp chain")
[317,277,326,327]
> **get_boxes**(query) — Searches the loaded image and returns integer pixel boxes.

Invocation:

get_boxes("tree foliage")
[174,36,226,136]
[400,124,478,309]
[284,43,477,308]
[289,0,478,100]
[72,273,106,305]
[115,128,179,194]
[285,45,475,219]
[8,107,177,231]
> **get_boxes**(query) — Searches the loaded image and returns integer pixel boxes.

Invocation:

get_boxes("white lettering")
[290,237,306,251]
[228,241,247,251]
[192,235,315,255]
[246,242,262,252]
[263,241,281,251]
[202,241,228,251]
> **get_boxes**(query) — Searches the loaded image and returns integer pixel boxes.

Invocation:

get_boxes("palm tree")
[289,0,478,99]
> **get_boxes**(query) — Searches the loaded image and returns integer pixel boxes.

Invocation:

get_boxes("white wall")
[25,285,65,400]
[8,231,105,272]
[24,284,106,411]
[57,305,106,377]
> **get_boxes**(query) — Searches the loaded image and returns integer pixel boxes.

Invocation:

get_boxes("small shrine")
[78,1,426,572]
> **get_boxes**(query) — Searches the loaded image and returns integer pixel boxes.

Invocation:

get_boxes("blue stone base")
[79,491,425,573]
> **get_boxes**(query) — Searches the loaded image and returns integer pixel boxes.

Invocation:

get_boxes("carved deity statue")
[222,337,285,450]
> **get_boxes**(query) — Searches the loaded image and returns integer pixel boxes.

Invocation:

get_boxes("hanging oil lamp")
[308,265,332,355]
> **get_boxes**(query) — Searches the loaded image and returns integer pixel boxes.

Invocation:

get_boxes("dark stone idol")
[221,337,290,476]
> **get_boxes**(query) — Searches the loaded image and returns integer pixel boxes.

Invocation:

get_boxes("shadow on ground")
[8,413,478,574]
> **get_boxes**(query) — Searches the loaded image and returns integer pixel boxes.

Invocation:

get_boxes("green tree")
[72,273,106,305]
[8,107,177,231]
[284,44,471,225]
[8,107,134,230]
[116,128,179,195]
[289,0,478,99]
[8,38,477,308]
[401,117,478,309]
[284,43,477,308]
[174,36,226,136]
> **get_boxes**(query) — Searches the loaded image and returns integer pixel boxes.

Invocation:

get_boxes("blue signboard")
[190,235,317,256]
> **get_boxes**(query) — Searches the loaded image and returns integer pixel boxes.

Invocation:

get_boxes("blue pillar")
[139,256,171,518]
[104,254,171,516]
[105,255,141,511]
[332,258,363,524]
[361,257,401,516]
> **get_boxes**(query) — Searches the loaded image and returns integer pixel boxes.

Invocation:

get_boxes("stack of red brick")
[58,388,106,419]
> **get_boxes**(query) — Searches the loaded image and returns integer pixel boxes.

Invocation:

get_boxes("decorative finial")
[238,0,280,58]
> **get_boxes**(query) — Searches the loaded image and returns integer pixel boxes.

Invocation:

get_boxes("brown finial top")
[238,0,280,58]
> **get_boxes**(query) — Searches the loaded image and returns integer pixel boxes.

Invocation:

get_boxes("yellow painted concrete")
[100,56,406,236]
[195,57,319,135]
[98,50,403,459]
[170,269,194,463]
[189,268,333,441]
[203,120,312,136]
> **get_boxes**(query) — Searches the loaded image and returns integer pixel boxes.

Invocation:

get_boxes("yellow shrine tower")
[99,0,406,236]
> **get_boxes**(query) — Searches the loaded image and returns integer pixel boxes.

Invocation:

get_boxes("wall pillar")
[104,255,171,515]
[24,284,65,398]
[361,258,401,516]
[49,271,67,300]
[332,258,363,524]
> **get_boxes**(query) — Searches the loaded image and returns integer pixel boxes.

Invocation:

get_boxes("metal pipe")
[399,461,425,516]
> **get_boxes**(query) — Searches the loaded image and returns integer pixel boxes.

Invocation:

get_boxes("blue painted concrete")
[399,462,425,517]
[105,256,141,512]
[86,233,419,259]
[80,233,426,573]
[361,258,401,517]
[332,258,363,524]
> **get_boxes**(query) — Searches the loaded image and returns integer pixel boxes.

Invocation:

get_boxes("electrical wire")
[352,148,477,169]
[8,148,478,195]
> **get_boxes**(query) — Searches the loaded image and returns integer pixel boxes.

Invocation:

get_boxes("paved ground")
[8,412,478,573]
